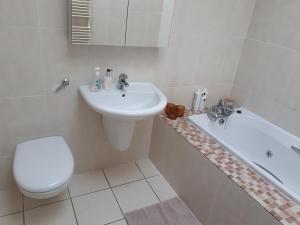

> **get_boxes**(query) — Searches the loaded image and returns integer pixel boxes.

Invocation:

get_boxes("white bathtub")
[188,108,300,204]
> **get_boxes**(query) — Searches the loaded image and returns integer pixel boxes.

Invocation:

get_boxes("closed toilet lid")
[14,136,74,193]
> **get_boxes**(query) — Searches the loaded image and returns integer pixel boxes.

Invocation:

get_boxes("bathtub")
[188,108,300,204]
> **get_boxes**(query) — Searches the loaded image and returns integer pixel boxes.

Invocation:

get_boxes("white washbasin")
[79,82,167,151]
[79,82,167,120]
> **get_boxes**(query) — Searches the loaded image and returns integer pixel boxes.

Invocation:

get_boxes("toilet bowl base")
[17,181,70,199]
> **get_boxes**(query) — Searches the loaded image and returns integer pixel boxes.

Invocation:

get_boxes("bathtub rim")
[188,107,300,205]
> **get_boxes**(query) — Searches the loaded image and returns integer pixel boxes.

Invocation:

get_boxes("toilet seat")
[13,136,74,199]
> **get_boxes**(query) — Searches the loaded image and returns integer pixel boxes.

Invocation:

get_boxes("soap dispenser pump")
[103,69,113,90]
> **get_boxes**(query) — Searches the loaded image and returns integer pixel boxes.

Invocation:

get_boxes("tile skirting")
[161,111,300,225]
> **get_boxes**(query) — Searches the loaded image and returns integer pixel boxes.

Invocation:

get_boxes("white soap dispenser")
[90,67,101,91]
[192,89,202,111]
[103,69,113,90]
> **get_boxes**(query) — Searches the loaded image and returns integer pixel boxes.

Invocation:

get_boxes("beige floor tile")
[136,159,160,178]
[72,189,123,225]
[24,200,76,225]
[113,180,159,213]
[147,175,177,202]
[0,186,23,216]
[104,163,144,187]
[109,219,128,225]
[68,170,109,197]
[0,212,23,225]
[24,190,69,210]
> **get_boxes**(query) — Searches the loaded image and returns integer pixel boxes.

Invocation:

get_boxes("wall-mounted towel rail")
[70,0,92,44]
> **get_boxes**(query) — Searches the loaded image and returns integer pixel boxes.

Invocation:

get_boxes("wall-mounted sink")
[79,82,167,150]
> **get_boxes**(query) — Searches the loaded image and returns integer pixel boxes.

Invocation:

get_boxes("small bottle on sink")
[90,67,101,92]
[103,69,113,90]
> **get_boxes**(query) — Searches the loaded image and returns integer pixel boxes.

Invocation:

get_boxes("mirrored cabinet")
[69,0,175,47]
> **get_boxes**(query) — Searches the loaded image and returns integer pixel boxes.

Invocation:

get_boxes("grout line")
[70,175,146,200]
[2,162,161,224]
[22,194,25,225]
[0,211,23,218]
[102,169,126,219]
[104,218,127,225]
[245,37,300,55]
[17,176,155,215]
[145,174,160,179]
[23,198,70,212]
[68,188,79,225]
[124,0,129,46]
[134,162,161,202]
[70,187,111,199]
[110,178,145,189]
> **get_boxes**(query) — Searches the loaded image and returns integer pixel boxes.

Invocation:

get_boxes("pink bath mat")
[126,197,202,225]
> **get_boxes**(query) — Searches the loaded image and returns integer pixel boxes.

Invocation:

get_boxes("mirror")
[69,0,175,47]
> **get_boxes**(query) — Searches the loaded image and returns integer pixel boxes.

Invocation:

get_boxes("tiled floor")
[0,159,177,225]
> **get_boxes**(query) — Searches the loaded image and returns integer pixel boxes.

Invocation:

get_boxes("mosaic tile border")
[161,111,300,225]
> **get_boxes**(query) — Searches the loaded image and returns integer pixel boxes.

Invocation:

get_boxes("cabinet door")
[126,0,175,47]
[92,0,128,46]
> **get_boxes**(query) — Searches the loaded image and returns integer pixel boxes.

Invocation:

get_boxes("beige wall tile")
[233,10,300,137]
[0,0,256,187]
[150,117,281,225]
[0,186,23,217]
[0,97,47,157]
[38,0,68,29]
[247,0,279,42]
[0,0,38,26]
[0,156,15,189]
[269,0,300,51]
[150,118,224,224]
[230,0,256,38]
[0,213,23,225]
[0,27,45,98]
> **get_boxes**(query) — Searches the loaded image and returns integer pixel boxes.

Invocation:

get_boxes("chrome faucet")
[207,98,234,121]
[118,73,129,91]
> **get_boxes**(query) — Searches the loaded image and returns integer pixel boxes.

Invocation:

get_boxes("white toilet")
[13,136,74,199]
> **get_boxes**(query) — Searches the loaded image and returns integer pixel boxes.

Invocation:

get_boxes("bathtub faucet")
[207,98,234,121]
